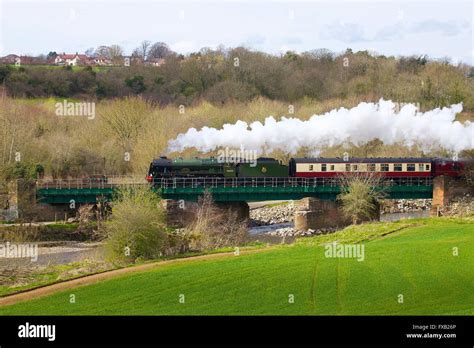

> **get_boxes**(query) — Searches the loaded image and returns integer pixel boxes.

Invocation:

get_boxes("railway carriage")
[289,158,434,178]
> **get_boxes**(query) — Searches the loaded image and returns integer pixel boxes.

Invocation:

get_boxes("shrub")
[184,192,248,250]
[337,173,385,224]
[101,187,167,263]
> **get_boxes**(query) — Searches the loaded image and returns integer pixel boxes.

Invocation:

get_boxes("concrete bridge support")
[294,198,348,231]
[0,181,20,221]
[294,197,380,231]
[1,180,75,222]
[430,175,473,216]
[160,199,199,227]
[0,180,38,221]
[215,201,250,222]
[161,199,249,228]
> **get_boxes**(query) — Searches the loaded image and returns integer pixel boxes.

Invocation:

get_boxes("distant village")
[0,42,173,67]
[0,52,166,67]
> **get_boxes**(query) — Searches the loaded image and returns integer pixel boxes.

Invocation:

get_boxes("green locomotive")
[146,156,288,181]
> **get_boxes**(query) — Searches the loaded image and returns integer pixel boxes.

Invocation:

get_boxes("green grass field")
[0,217,473,315]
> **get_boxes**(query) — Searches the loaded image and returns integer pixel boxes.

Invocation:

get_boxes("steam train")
[147,156,466,181]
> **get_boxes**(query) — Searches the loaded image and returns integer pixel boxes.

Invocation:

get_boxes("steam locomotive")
[147,156,466,181]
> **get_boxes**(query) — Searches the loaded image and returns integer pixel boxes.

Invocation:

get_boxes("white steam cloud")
[168,99,474,155]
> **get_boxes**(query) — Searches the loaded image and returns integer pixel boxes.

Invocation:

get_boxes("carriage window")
[407,164,415,172]
[394,163,403,171]
[330,165,335,171]
[321,164,327,172]
[368,163,376,172]
[345,164,350,172]
[425,164,430,171]
[309,165,314,171]
[418,164,424,171]
[380,164,389,172]
[352,164,358,171]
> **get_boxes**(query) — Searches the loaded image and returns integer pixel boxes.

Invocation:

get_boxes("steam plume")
[167,99,473,155]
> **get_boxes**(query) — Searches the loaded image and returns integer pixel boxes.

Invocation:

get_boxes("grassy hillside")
[0,217,473,315]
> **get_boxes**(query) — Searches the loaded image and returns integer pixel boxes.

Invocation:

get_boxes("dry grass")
[184,192,248,250]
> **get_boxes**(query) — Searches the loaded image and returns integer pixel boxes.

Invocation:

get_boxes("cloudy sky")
[0,0,472,64]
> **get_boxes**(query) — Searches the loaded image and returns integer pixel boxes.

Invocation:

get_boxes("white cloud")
[170,41,200,54]
[321,19,470,44]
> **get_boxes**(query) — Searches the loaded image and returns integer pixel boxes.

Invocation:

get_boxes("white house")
[54,53,90,66]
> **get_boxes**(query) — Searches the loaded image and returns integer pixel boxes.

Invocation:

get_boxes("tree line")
[0,46,473,111]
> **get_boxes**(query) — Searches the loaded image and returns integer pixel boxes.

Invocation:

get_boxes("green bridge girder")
[36,184,433,204]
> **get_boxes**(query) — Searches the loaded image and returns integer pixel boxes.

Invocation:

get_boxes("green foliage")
[102,187,167,263]
[0,65,12,83]
[338,174,384,224]
[0,162,40,181]
[125,75,147,94]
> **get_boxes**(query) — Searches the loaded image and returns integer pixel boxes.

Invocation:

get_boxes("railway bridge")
[25,176,440,229]
[2,175,459,230]
[35,176,434,204]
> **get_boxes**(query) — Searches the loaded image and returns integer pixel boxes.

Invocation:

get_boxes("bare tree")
[131,40,151,61]
[85,47,95,57]
[108,45,124,64]
[148,42,171,60]
[95,45,111,59]
[185,191,247,250]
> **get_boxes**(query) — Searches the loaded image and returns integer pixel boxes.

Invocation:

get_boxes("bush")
[337,173,385,224]
[101,187,167,263]
[184,192,248,250]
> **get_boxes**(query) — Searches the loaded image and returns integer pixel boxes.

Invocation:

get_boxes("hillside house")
[55,53,91,66]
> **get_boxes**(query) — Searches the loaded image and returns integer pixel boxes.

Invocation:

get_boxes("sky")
[0,0,472,64]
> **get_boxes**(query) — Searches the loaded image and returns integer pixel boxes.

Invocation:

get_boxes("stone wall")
[431,175,474,216]
[294,198,349,230]
[0,180,72,222]
[0,181,21,221]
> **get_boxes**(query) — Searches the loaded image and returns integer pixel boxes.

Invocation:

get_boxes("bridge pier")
[160,199,199,227]
[294,197,380,230]
[161,199,249,228]
[215,201,249,222]
[430,175,473,216]
[294,198,348,230]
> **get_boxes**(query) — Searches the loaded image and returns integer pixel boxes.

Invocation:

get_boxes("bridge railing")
[36,176,433,190]
[150,176,433,189]
[36,176,147,190]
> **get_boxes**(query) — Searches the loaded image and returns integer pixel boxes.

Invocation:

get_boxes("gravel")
[249,203,294,226]
[380,199,432,214]
[266,226,337,238]
[250,199,434,226]
[438,194,473,216]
